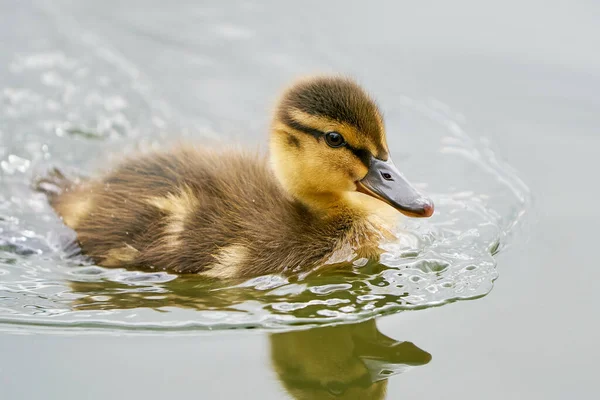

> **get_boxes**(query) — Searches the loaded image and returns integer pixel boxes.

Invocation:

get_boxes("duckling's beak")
[356,156,434,218]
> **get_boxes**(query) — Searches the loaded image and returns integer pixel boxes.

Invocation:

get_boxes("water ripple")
[0,13,530,333]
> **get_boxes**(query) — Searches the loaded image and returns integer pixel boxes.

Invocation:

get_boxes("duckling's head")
[270,76,434,218]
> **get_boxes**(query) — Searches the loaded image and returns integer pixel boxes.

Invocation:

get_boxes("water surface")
[2,1,598,399]
[0,8,528,331]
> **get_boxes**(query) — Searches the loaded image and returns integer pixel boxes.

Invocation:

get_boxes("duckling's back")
[43,148,350,277]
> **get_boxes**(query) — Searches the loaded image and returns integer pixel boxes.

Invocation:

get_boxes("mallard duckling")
[38,76,433,278]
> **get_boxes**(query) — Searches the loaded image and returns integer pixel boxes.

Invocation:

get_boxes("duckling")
[38,76,433,278]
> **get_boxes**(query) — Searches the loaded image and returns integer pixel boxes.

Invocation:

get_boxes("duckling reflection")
[270,320,431,400]
[66,277,430,399]
[67,265,385,312]
[68,272,280,311]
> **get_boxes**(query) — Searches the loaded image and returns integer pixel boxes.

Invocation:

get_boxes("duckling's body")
[40,76,433,278]
[48,148,380,277]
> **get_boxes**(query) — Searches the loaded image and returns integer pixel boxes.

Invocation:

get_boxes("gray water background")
[1,0,599,399]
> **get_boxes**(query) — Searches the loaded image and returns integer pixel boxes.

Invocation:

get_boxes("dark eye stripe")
[283,115,372,167]
[282,115,322,140]
[346,145,371,167]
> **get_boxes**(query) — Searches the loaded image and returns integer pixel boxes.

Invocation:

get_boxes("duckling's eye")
[324,132,346,148]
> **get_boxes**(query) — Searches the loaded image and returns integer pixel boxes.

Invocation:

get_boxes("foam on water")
[0,10,530,333]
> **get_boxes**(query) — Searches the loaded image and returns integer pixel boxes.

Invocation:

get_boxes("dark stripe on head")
[281,113,322,140]
[282,111,373,168]
[287,134,301,148]
[346,145,372,167]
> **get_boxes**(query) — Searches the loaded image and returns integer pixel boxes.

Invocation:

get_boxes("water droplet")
[1,155,31,174]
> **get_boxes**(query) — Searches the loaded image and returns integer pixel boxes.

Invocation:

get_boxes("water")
[0,6,528,331]
[2,1,599,399]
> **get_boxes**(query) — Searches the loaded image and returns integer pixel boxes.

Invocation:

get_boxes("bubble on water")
[1,155,31,175]
[118,271,176,284]
[235,274,288,291]
[310,284,353,295]
[69,266,106,276]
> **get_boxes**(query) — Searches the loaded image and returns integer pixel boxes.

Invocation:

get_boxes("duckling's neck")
[298,188,400,220]
[295,191,368,220]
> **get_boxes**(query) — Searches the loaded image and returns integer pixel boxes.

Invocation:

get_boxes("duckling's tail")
[33,167,75,205]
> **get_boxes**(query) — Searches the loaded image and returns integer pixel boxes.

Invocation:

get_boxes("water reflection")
[271,320,431,399]
[68,272,245,312]
[66,277,431,399]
